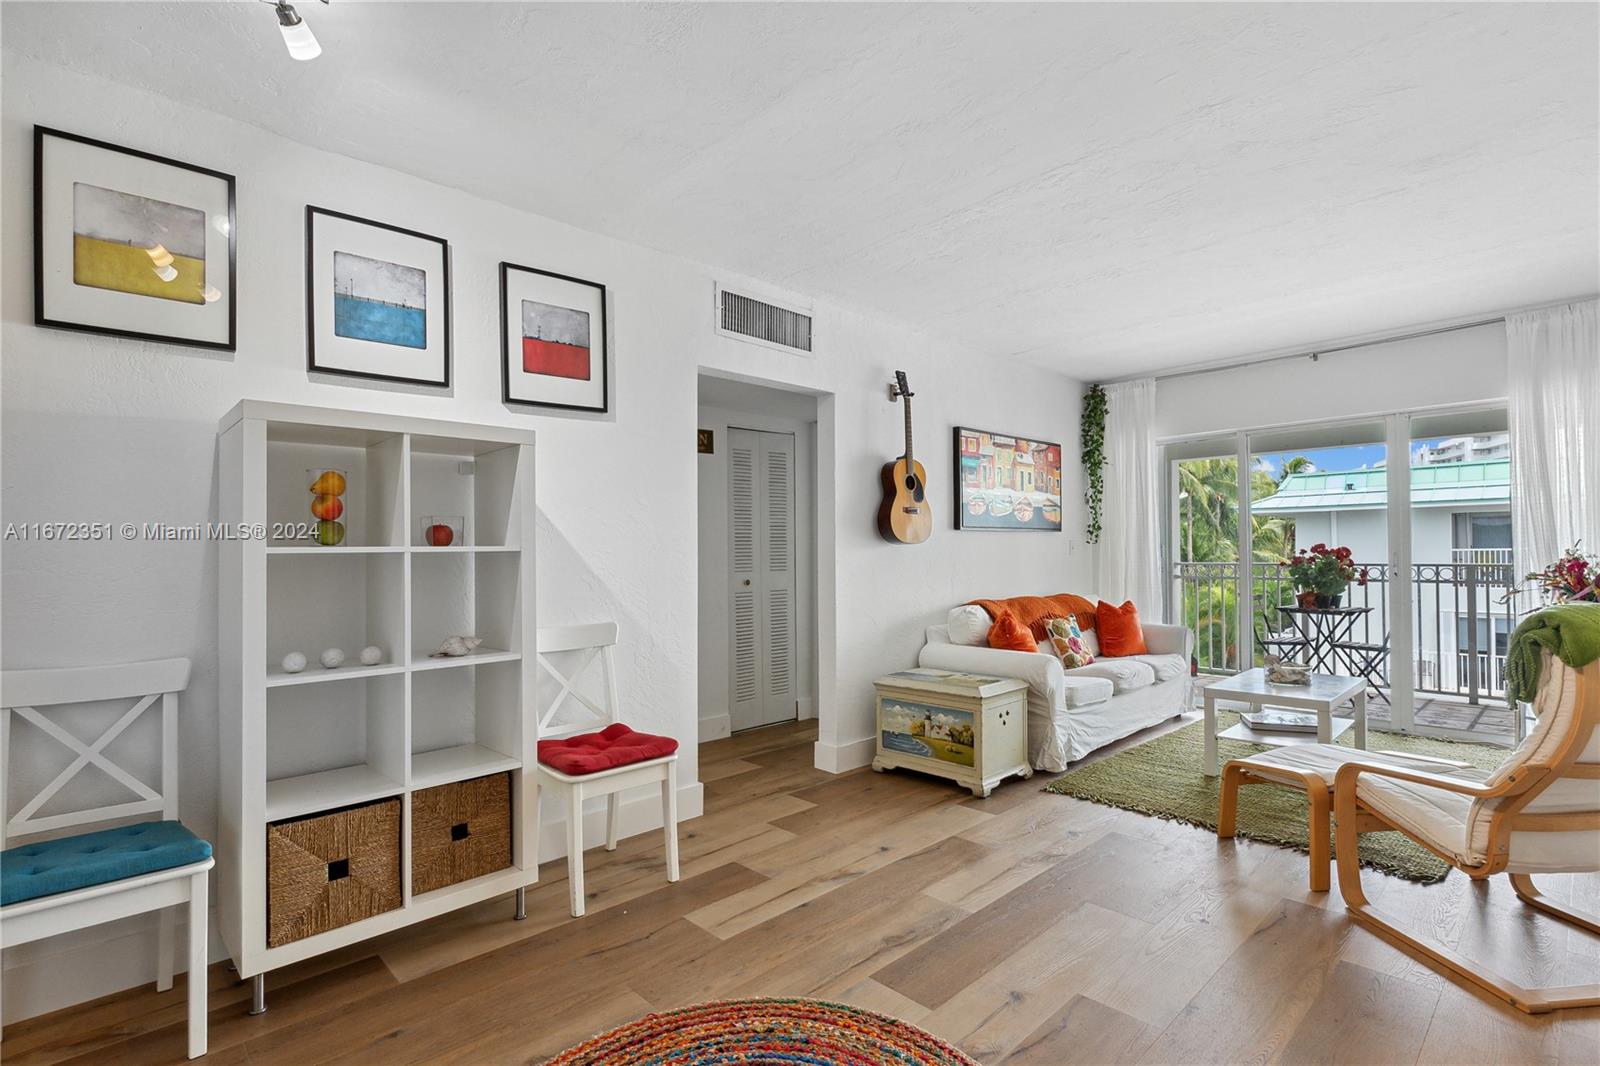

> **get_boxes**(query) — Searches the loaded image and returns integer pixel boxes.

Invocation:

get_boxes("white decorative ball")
[320,647,346,669]
[281,652,307,674]
[359,645,384,666]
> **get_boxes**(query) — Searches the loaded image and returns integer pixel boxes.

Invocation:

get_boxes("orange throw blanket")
[968,594,1097,642]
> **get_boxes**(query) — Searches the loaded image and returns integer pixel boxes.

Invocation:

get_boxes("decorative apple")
[310,493,344,521]
[426,523,454,547]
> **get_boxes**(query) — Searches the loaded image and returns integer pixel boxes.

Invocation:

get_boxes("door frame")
[696,373,830,748]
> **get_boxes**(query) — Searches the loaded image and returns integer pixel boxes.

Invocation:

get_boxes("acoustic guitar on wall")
[877,370,933,544]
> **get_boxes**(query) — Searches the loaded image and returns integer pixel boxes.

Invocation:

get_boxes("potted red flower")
[1283,544,1369,609]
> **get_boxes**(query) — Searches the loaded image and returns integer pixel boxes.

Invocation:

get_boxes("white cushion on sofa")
[1130,653,1185,683]
[1065,659,1156,693]
[946,605,993,646]
[1060,676,1114,708]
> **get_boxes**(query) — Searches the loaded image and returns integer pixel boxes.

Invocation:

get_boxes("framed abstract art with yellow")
[34,126,236,351]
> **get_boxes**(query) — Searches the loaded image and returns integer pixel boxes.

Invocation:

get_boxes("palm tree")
[1177,459,1238,562]
[1278,455,1315,482]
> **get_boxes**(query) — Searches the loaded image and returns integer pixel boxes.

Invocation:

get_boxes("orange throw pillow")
[987,610,1039,653]
[1095,600,1148,656]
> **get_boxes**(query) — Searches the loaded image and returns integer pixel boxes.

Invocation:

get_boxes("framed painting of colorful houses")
[953,426,1063,531]
[34,126,236,350]
[499,261,608,413]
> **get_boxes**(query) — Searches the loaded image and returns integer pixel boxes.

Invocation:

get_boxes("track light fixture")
[265,0,326,61]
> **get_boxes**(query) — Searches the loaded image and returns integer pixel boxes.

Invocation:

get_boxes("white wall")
[1153,321,1509,440]
[696,378,821,741]
[0,52,1090,1019]
[695,312,1093,771]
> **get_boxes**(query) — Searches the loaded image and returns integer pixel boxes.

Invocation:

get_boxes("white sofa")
[918,606,1194,772]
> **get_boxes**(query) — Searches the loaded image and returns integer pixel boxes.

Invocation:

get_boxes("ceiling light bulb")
[275,2,321,61]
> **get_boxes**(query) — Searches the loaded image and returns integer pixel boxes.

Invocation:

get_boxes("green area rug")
[1043,712,1507,883]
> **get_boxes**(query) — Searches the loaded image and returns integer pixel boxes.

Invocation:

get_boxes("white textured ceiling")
[6,2,1596,376]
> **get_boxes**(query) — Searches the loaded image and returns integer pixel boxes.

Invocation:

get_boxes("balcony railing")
[1173,558,1519,704]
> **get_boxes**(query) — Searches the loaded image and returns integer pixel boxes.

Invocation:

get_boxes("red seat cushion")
[538,722,679,775]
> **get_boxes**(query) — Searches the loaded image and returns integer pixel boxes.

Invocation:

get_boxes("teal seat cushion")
[1,821,212,906]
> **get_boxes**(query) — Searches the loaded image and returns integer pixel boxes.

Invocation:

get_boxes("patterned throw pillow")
[1046,616,1097,669]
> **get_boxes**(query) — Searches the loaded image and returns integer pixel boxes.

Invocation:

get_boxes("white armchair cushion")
[1358,773,1477,863]
[946,605,993,646]
[1357,770,1599,875]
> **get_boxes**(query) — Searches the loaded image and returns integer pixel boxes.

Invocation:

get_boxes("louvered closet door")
[728,428,798,732]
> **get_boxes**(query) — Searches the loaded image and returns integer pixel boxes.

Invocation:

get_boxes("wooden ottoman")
[1218,745,1475,891]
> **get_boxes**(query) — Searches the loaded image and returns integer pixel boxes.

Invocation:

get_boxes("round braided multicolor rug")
[546,997,977,1065]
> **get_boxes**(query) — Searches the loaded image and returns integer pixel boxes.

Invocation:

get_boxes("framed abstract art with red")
[499,261,609,414]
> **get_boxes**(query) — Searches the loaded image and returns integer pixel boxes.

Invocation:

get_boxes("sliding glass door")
[1164,405,1515,744]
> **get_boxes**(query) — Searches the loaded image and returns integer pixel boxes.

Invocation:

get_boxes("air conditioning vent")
[717,287,813,354]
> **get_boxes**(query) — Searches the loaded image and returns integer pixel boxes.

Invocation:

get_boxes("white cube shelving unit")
[217,400,537,981]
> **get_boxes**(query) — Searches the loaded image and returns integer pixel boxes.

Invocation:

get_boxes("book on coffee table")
[1239,707,1320,734]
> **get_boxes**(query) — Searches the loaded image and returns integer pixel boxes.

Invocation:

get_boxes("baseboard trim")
[814,735,875,773]
[698,713,732,742]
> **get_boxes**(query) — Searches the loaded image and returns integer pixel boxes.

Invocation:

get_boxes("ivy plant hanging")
[1081,384,1107,543]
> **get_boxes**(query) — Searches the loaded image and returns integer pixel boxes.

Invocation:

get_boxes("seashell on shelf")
[320,647,346,669]
[359,645,384,666]
[429,635,484,658]
[281,652,307,674]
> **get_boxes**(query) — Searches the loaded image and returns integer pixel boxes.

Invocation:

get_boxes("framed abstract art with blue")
[306,206,451,387]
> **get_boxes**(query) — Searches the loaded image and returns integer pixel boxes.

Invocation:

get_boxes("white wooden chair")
[1333,649,1600,1013]
[535,623,680,917]
[1,658,213,1057]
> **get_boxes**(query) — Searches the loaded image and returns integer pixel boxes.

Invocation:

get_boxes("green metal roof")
[1253,458,1510,514]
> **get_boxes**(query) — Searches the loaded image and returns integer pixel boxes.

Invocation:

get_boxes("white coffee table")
[1201,668,1367,777]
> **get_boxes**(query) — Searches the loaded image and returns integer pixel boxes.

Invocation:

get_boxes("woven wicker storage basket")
[267,797,402,947]
[412,771,513,895]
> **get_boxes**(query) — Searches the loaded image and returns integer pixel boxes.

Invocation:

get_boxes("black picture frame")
[34,125,237,351]
[499,260,609,414]
[952,425,1065,532]
[305,205,452,388]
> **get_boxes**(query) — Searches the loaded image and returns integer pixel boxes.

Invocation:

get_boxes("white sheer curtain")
[1094,378,1161,610]
[1508,299,1600,582]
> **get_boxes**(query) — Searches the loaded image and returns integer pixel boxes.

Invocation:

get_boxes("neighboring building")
[1414,432,1510,465]
[1253,457,1510,563]
[1253,457,1512,695]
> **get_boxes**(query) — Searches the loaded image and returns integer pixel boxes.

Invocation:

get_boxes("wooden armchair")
[1332,651,1600,1013]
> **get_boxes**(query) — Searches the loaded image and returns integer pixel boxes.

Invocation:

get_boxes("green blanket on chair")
[1505,602,1600,706]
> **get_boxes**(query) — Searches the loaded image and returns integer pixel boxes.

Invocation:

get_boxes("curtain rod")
[1132,315,1506,386]
[1107,293,1597,387]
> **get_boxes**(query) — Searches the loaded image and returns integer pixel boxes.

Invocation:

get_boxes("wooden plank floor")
[6,716,1597,1064]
